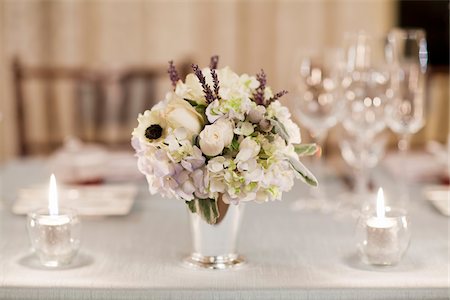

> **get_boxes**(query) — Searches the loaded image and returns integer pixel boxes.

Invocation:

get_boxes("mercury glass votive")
[355,208,411,266]
[27,208,81,267]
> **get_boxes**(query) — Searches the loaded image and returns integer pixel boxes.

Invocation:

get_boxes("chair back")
[12,58,189,155]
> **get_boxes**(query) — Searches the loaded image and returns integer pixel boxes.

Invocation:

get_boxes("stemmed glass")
[337,130,388,216]
[385,28,428,152]
[384,28,428,204]
[291,50,345,212]
[338,32,390,211]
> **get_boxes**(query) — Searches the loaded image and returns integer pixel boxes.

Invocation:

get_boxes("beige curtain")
[4,0,438,161]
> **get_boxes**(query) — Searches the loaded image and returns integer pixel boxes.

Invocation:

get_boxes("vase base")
[183,254,245,270]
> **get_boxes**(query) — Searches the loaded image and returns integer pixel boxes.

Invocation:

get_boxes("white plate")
[423,185,450,216]
[12,184,138,216]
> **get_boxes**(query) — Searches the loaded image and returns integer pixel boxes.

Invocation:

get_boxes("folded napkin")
[423,185,450,217]
[49,138,108,184]
[12,184,138,216]
[426,140,449,179]
[48,138,142,184]
[383,151,447,183]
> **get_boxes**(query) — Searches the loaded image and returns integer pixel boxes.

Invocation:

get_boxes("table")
[0,159,448,299]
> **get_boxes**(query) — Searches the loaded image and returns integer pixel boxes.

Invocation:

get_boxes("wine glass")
[291,50,345,212]
[341,32,390,138]
[385,28,428,152]
[384,28,428,203]
[337,129,388,216]
[294,51,345,143]
[338,32,390,209]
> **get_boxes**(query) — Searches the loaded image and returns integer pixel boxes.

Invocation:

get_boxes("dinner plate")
[12,184,138,216]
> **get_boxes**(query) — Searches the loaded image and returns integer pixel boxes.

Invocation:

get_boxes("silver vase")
[184,203,245,270]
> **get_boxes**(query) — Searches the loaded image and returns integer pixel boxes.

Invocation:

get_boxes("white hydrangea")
[267,100,301,144]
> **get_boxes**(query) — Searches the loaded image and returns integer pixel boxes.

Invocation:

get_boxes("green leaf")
[186,200,196,213]
[230,137,240,151]
[184,98,199,107]
[185,198,219,225]
[270,117,290,142]
[286,155,318,187]
[195,104,206,114]
[294,144,319,157]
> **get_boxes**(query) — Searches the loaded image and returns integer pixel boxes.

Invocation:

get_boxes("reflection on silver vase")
[184,203,245,270]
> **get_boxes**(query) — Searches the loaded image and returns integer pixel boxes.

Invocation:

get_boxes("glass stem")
[398,134,412,205]
[354,135,369,196]
[354,165,368,195]
[398,134,411,153]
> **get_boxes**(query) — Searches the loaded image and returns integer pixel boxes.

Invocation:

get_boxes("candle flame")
[48,174,59,216]
[376,187,385,219]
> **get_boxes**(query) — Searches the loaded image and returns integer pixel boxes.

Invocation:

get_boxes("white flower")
[207,156,227,172]
[237,158,264,183]
[175,74,206,105]
[205,100,223,123]
[234,121,254,136]
[199,121,232,156]
[191,168,209,199]
[247,105,266,124]
[259,119,273,132]
[132,109,167,143]
[180,146,205,171]
[215,118,234,147]
[264,86,274,100]
[214,67,241,99]
[267,100,301,144]
[267,100,290,120]
[283,119,301,144]
[239,74,259,90]
[235,137,260,162]
[205,97,252,123]
[164,94,204,137]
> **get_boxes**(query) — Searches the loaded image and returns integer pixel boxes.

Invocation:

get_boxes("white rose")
[164,94,204,137]
[215,118,234,146]
[199,121,233,156]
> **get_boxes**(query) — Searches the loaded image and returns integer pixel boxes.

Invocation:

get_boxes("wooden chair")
[12,58,190,156]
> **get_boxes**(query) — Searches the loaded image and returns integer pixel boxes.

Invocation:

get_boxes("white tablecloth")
[0,159,448,300]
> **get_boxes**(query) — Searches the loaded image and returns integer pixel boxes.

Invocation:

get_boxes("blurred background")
[0,0,448,162]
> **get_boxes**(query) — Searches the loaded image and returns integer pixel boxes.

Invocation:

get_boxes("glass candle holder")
[27,208,81,267]
[355,208,411,266]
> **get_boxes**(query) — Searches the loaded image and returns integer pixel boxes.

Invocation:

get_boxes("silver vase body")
[185,203,245,269]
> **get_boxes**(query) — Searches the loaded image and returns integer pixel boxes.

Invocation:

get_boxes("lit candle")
[27,174,80,267]
[365,188,399,265]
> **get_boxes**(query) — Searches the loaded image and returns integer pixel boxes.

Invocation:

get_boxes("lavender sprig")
[192,64,215,103]
[211,68,220,99]
[209,55,219,69]
[268,90,288,104]
[253,69,267,105]
[167,60,180,89]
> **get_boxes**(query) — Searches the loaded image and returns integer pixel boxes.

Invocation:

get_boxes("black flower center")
[145,124,163,140]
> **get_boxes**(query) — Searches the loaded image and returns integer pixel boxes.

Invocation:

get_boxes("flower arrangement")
[132,56,318,224]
